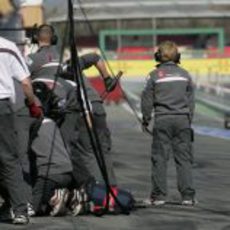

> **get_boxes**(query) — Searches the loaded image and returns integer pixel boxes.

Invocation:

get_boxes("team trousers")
[151,114,195,200]
[0,100,28,215]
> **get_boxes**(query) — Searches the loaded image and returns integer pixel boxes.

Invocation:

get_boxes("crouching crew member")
[141,41,196,206]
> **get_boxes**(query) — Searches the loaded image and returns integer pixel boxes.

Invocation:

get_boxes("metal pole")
[117,19,122,51]
[152,18,157,49]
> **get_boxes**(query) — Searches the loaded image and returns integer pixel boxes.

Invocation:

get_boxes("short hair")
[157,41,179,62]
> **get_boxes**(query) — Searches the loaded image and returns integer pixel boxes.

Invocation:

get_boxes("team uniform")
[63,53,116,185]
[27,47,116,186]
[0,36,30,220]
[141,61,195,202]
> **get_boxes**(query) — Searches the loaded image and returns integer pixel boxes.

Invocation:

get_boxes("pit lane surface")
[1,101,230,230]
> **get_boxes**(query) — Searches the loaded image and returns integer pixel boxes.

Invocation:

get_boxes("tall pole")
[152,18,157,49]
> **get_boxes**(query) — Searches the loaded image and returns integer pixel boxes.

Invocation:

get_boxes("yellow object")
[83,58,230,78]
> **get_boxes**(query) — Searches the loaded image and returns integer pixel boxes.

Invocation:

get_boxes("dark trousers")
[74,114,116,185]
[32,173,72,215]
[15,115,35,205]
[90,114,116,185]
[60,111,116,187]
[151,115,195,200]
[60,113,93,188]
[0,100,28,215]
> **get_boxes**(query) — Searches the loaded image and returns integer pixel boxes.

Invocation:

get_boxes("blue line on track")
[193,125,230,140]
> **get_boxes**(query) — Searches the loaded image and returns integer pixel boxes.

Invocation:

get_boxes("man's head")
[32,24,58,46]
[154,41,180,64]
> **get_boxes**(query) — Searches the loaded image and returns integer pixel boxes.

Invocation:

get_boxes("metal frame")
[99,28,225,52]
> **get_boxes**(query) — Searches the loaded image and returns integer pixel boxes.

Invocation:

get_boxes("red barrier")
[207,47,230,58]
[88,76,123,104]
[117,47,153,60]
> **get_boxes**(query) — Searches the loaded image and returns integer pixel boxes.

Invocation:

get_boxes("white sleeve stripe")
[155,76,188,83]
[41,62,62,68]
[65,80,77,87]
[32,78,61,87]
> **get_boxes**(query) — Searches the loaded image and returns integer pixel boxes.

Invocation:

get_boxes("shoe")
[12,215,29,225]
[0,202,14,221]
[68,188,88,216]
[49,188,69,216]
[152,199,166,206]
[27,203,35,217]
[143,198,166,206]
[182,199,198,206]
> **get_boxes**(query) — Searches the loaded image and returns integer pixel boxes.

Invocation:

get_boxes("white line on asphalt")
[124,90,140,101]
[121,102,142,119]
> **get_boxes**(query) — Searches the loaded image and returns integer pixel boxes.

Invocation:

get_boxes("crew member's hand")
[28,102,43,118]
[25,97,43,118]
[104,76,117,92]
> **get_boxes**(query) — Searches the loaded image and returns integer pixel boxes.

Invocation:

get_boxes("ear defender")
[174,52,181,64]
[154,51,162,62]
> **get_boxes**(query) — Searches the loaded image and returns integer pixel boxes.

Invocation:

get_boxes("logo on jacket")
[157,70,165,78]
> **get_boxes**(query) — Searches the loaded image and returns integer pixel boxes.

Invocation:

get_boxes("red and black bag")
[86,182,135,215]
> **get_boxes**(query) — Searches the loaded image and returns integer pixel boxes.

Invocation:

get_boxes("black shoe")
[0,202,14,221]
[12,215,29,225]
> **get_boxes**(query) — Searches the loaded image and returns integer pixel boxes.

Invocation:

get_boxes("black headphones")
[31,24,58,45]
[154,50,181,64]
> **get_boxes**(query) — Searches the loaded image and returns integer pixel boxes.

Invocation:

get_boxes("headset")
[154,49,181,64]
[31,24,58,45]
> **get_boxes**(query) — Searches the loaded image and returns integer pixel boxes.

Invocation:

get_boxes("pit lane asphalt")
[1,101,230,230]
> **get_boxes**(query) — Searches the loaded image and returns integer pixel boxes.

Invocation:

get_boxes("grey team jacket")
[141,62,195,122]
[27,46,102,103]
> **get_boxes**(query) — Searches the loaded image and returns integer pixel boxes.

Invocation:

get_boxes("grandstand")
[48,0,230,37]
[48,0,230,55]
[49,0,230,21]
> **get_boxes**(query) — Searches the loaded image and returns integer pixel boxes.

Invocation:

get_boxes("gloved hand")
[28,102,43,118]
[103,76,117,92]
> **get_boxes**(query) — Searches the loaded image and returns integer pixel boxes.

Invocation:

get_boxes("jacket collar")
[156,61,177,68]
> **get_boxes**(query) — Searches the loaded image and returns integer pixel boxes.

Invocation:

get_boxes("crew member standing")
[63,53,118,186]
[0,36,42,224]
[141,41,196,206]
